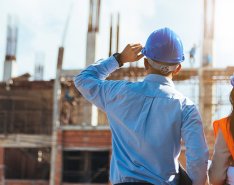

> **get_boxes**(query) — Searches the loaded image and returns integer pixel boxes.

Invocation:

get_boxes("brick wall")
[63,130,111,148]
[5,180,49,185]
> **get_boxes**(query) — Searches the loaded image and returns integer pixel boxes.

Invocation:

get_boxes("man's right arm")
[181,99,209,185]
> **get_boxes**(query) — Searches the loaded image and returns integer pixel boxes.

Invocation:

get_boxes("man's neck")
[147,71,173,79]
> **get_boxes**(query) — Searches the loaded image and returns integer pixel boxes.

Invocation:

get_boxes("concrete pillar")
[3,15,18,82]
[85,32,96,67]
[199,0,215,128]
[53,129,63,185]
[84,0,101,125]
[3,61,17,81]
[0,148,5,185]
[199,70,214,128]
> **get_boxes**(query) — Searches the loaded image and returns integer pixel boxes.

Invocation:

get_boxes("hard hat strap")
[147,58,178,75]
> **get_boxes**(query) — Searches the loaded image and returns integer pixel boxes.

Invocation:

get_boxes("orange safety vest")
[213,117,234,159]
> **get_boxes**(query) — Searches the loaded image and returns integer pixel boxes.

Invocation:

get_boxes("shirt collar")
[144,74,175,88]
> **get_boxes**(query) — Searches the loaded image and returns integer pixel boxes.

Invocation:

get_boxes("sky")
[0,0,234,80]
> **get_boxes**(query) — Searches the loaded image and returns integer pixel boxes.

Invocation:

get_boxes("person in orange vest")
[209,75,234,185]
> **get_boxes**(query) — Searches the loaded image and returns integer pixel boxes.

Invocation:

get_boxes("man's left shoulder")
[171,88,190,102]
[172,89,196,109]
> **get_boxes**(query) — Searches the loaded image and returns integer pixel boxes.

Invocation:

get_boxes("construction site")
[0,0,233,185]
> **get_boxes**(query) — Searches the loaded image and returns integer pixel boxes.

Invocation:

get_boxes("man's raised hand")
[120,44,144,64]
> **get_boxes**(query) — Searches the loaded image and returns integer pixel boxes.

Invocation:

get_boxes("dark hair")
[229,88,234,139]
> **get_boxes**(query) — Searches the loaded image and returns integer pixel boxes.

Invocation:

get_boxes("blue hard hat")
[141,27,185,64]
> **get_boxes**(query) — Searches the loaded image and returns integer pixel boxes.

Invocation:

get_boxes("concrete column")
[0,148,5,185]
[85,32,96,67]
[199,69,214,128]
[199,0,215,128]
[54,129,63,185]
[84,32,97,126]
[3,60,17,81]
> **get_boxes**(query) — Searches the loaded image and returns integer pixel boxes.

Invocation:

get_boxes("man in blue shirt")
[74,27,209,185]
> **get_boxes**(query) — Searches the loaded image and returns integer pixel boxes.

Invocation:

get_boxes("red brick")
[63,130,112,148]
[5,180,49,185]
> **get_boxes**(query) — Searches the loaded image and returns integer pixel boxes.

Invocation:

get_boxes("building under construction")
[0,0,233,185]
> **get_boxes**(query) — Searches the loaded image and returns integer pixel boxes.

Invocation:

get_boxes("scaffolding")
[0,65,232,185]
[0,0,232,185]
[61,67,233,128]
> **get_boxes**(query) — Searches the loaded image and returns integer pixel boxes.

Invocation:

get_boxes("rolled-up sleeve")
[208,130,230,185]
[181,99,209,185]
[74,56,120,111]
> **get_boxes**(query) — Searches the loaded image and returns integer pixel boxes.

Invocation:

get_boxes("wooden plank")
[0,134,51,147]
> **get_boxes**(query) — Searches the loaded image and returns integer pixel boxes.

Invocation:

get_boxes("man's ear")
[144,58,149,70]
[173,64,181,75]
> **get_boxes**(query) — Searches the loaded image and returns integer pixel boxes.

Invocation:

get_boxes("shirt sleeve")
[208,130,230,185]
[73,56,124,111]
[181,99,209,185]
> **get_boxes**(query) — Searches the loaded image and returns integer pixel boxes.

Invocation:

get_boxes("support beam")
[3,15,18,81]
[0,148,5,185]
[116,13,120,53]
[199,0,216,127]
[108,14,113,57]
[85,0,102,126]
[0,134,51,147]
[50,47,64,185]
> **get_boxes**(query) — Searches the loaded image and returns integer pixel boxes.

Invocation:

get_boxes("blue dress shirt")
[74,56,209,185]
